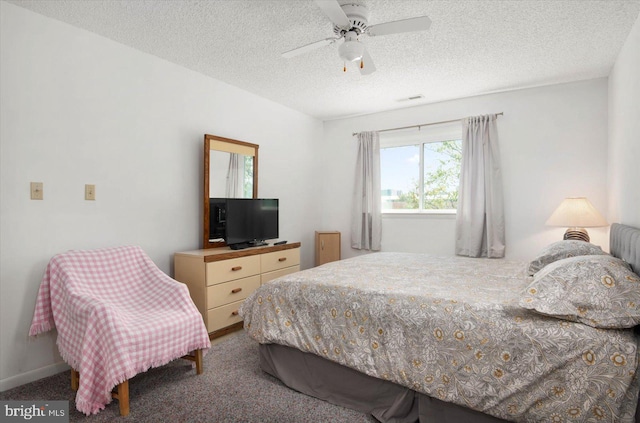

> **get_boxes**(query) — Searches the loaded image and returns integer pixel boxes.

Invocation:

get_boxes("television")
[224,198,279,249]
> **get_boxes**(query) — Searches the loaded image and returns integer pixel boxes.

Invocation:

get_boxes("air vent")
[397,95,425,102]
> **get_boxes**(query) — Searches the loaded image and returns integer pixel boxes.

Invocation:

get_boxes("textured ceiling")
[7,0,640,121]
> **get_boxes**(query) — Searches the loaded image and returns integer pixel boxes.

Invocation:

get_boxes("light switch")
[30,182,43,200]
[85,184,96,200]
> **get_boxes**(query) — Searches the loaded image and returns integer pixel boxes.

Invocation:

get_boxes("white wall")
[321,79,610,261]
[0,2,322,390]
[608,13,640,228]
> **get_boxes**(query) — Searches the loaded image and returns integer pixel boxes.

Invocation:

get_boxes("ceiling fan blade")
[282,38,337,59]
[359,48,376,75]
[314,0,351,29]
[367,16,432,37]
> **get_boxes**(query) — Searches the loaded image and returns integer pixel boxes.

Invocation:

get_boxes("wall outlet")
[30,182,43,200]
[85,184,96,200]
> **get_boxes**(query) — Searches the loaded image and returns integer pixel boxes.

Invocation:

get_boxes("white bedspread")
[29,246,211,415]
[241,252,640,422]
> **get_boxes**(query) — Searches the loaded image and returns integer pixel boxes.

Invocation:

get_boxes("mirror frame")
[203,134,259,249]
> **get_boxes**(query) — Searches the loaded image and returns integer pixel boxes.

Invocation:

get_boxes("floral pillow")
[527,240,607,276]
[519,255,640,328]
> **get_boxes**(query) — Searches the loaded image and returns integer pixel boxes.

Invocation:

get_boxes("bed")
[240,223,640,422]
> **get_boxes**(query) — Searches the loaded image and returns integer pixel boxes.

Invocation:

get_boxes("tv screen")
[225,198,279,247]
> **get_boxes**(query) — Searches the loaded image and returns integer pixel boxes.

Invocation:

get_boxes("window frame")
[379,122,462,215]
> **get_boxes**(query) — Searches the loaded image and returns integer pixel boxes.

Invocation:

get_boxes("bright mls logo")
[1,401,68,422]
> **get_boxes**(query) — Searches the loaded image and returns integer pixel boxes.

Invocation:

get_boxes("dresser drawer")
[207,275,260,308]
[261,265,300,285]
[207,300,245,332]
[206,255,260,286]
[261,249,300,273]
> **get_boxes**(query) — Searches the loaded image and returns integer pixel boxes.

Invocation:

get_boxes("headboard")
[610,223,640,276]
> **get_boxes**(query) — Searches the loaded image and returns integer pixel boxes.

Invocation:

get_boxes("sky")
[381,141,460,195]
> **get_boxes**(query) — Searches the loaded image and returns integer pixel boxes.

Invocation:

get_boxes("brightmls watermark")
[1,401,68,422]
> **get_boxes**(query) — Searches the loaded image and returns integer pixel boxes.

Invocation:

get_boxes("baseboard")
[0,362,70,392]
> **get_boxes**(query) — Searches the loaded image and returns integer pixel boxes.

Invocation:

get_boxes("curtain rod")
[352,112,504,136]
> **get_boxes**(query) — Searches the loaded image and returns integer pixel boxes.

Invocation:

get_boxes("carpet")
[1,330,377,422]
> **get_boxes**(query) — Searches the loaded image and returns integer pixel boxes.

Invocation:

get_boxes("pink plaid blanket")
[29,246,210,415]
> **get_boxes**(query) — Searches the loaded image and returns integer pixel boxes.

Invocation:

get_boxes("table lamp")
[545,197,607,242]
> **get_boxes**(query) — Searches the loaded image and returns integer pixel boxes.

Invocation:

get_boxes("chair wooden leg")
[75,369,128,416]
[71,350,200,417]
[111,380,129,416]
[182,349,204,375]
[70,368,79,391]
[194,349,203,375]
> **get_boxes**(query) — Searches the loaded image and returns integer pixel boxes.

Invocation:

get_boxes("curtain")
[455,114,505,258]
[225,153,241,198]
[351,131,382,251]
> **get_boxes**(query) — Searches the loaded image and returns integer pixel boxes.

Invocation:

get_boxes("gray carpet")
[1,331,377,422]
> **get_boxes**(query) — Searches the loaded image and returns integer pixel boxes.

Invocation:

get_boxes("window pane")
[423,140,462,210]
[380,145,420,210]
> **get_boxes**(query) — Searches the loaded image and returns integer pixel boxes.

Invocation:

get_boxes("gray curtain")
[225,153,241,198]
[455,114,505,258]
[351,131,381,251]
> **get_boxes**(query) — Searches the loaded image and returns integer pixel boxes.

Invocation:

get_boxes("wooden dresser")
[174,242,301,338]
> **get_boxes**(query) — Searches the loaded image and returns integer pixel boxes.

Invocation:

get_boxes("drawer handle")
[231,266,242,271]
[231,288,242,294]
[278,257,287,262]
[231,310,239,316]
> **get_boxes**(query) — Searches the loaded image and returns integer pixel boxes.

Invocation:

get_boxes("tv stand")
[229,243,249,250]
[229,240,268,250]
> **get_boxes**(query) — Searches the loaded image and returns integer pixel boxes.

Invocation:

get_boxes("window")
[380,123,462,213]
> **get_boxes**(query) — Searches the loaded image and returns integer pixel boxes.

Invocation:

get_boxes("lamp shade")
[339,31,364,62]
[545,197,607,228]
[339,40,364,62]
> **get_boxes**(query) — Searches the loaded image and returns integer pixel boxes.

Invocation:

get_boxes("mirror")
[203,134,259,249]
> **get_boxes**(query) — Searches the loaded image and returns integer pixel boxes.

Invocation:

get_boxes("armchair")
[29,246,211,415]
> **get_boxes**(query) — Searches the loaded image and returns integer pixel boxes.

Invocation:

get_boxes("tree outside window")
[381,139,462,212]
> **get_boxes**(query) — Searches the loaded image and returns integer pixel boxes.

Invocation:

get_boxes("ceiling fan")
[282,0,432,75]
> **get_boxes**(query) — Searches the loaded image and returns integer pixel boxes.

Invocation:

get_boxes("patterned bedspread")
[29,246,211,415]
[240,252,640,422]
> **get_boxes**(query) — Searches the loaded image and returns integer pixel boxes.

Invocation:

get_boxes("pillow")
[526,240,607,276]
[519,255,640,328]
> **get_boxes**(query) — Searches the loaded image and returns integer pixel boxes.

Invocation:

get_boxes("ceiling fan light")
[338,40,364,62]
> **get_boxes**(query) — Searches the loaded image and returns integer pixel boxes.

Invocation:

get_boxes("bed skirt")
[260,342,511,423]
[260,342,640,423]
